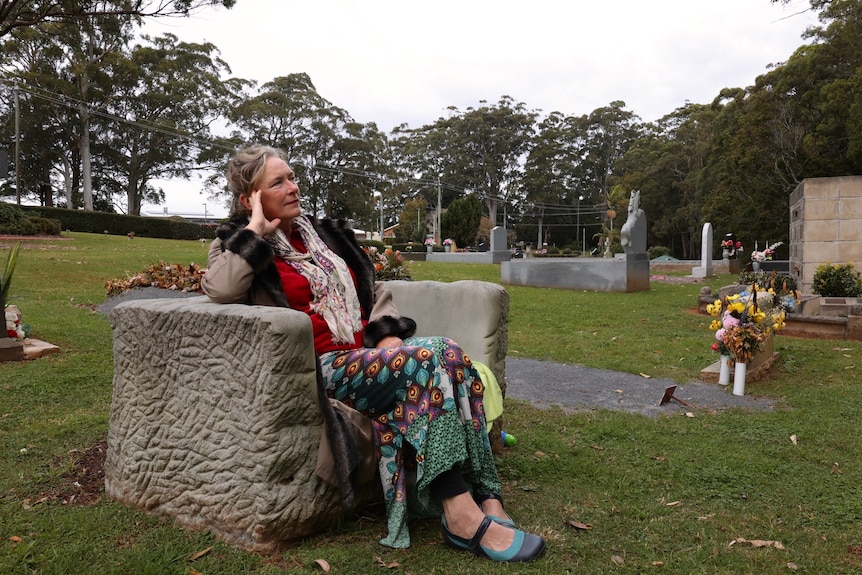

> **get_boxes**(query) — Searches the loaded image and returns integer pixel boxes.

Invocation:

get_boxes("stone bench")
[105,280,509,553]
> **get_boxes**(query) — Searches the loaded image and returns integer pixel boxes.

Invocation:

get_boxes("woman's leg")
[430,467,544,561]
[320,339,509,547]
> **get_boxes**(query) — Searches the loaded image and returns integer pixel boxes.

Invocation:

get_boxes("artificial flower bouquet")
[424,238,434,246]
[5,305,28,341]
[707,286,786,364]
[720,239,743,258]
[751,241,783,263]
[363,246,412,281]
[443,238,454,246]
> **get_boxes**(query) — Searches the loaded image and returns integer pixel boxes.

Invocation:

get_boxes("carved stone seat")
[105,280,508,553]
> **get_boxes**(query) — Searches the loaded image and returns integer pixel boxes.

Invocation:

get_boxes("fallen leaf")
[373,556,401,569]
[698,513,715,520]
[652,455,666,462]
[188,547,212,561]
[685,412,695,418]
[787,562,798,570]
[665,500,681,507]
[790,434,797,445]
[611,555,625,565]
[640,373,652,379]
[591,445,604,451]
[564,520,593,530]
[652,560,665,566]
[188,570,202,575]
[313,559,331,572]
[728,538,785,550]
[615,389,624,394]
[845,365,855,370]
[9,536,22,544]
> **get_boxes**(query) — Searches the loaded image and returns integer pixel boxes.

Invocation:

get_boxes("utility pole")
[14,83,20,205]
[436,179,442,244]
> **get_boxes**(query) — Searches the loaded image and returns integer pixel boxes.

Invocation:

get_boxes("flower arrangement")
[720,239,743,258]
[751,241,783,263]
[424,238,434,246]
[363,246,412,281]
[706,285,786,364]
[443,238,454,246]
[737,270,800,312]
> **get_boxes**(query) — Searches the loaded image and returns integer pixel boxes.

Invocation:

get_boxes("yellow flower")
[752,310,767,323]
[728,301,745,314]
[706,300,722,316]
[710,320,722,331]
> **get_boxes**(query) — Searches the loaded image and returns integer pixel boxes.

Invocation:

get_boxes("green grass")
[2,234,862,574]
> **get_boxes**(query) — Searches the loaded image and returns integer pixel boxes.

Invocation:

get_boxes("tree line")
[1,0,859,258]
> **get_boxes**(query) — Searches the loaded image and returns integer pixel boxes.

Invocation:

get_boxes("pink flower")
[715,328,726,342]
[722,315,739,329]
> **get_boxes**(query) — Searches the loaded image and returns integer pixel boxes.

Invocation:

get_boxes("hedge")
[19,205,219,240]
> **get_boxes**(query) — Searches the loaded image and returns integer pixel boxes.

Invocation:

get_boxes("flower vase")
[445,245,451,252]
[752,260,761,271]
[722,249,730,260]
[426,245,432,253]
[732,362,747,396]
[718,354,732,385]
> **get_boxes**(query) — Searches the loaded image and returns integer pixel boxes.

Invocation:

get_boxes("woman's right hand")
[245,189,281,236]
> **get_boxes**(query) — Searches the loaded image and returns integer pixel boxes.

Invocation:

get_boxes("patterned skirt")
[319,336,501,548]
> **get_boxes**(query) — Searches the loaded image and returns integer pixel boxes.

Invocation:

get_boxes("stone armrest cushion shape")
[105,280,509,553]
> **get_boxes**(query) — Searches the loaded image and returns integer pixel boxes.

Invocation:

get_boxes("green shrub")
[812,262,862,297]
[547,245,560,255]
[649,245,671,259]
[0,202,26,227]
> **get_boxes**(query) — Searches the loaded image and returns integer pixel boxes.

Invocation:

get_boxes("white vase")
[733,362,747,396]
[752,260,761,271]
[718,354,732,385]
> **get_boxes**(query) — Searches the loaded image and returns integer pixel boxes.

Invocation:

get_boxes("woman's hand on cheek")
[245,190,281,236]
[376,336,403,349]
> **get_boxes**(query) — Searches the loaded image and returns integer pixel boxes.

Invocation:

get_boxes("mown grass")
[1,234,861,574]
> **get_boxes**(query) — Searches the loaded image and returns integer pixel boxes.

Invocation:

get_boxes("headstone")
[692,222,714,277]
[490,226,506,253]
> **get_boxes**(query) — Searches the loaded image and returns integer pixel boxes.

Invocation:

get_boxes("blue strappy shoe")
[475,492,516,528]
[441,515,545,562]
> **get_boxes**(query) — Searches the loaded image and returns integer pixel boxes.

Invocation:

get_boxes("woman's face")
[251,156,301,225]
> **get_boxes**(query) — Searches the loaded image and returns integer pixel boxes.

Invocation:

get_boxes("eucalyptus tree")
[227,73,386,223]
[0,0,236,38]
[520,102,641,248]
[96,33,243,215]
[38,10,137,210]
[405,96,538,227]
[615,103,718,258]
[0,26,77,206]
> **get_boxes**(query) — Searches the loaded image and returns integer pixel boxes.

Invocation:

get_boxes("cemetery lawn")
[2,233,861,574]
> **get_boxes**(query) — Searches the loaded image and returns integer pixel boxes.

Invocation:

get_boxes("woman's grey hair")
[226,144,288,219]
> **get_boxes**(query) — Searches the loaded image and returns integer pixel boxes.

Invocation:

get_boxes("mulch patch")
[30,441,107,507]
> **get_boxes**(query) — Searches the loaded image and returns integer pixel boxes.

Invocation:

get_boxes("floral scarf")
[266,216,363,344]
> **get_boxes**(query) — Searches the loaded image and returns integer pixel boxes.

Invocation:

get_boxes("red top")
[273,229,366,354]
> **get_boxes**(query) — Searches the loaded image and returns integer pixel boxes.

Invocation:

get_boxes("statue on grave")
[620,190,647,254]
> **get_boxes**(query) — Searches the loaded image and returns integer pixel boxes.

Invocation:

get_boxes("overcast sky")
[142,0,820,217]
